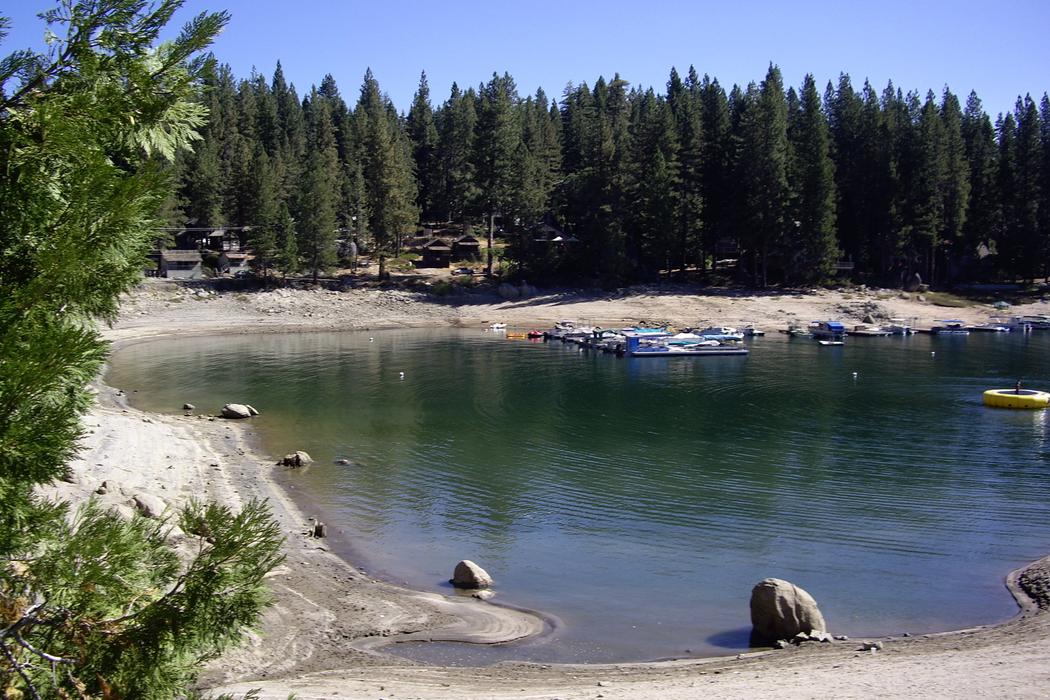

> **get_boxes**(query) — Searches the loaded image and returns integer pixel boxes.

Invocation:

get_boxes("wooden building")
[418,239,451,268]
[452,235,482,260]
[159,250,203,279]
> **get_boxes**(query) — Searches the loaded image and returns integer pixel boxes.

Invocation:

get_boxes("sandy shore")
[57,279,1050,698]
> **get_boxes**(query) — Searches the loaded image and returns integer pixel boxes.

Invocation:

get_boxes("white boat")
[969,317,1012,332]
[850,324,892,337]
[489,322,507,331]
[818,340,844,346]
[740,324,765,337]
[696,326,744,341]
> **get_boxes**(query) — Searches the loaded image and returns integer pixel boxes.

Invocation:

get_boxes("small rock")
[792,632,811,644]
[774,639,789,649]
[859,641,884,651]
[182,403,195,410]
[472,589,495,601]
[834,635,849,641]
[334,458,351,465]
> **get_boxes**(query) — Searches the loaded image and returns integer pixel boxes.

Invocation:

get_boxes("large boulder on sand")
[133,493,168,519]
[221,403,254,419]
[450,559,494,589]
[903,272,922,292]
[749,578,826,645]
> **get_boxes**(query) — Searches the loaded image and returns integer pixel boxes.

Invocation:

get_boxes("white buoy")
[399,371,405,380]
[931,351,936,357]
[852,371,858,379]
[369,337,374,342]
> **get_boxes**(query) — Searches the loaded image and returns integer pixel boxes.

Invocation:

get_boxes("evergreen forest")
[169,61,1050,289]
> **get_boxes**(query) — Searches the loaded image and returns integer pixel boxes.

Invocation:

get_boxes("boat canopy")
[823,322,846,331]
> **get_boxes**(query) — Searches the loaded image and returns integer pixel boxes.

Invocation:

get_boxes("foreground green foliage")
[0,2,283,696]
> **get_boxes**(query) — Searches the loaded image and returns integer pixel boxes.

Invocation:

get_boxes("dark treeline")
[166,61,1050,288]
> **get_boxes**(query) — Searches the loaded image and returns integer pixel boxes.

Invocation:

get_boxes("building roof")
[161,250,203,262]
[454,235,480,244]
[422,239,451,251]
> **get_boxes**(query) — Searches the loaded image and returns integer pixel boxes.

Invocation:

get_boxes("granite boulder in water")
[749,577,826,645]
[221,403,257,419]
[450,559,493,589]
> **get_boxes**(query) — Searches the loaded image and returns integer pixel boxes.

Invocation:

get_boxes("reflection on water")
[107,329,1050,663]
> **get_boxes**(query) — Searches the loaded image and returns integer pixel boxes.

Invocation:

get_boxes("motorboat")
[811,321,846,342]
[931,320,969,335]
[740,324,765,337]
[850,324,892,337]
[489,322,507,331]
[696,326,744,342]
[969,318,1012,332]
[885,318,915,335]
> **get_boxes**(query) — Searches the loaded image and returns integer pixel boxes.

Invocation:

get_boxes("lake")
[106,328,1050,664]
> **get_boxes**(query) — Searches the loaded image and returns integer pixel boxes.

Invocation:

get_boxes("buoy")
[852,372,858,379]
[369,337,374,342]
[399,371,405,380]
[931,351,936,357]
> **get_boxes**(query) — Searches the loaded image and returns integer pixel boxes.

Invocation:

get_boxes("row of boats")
[785,314,1050,342]
[491,321,757,357]
[487,312,1050,356]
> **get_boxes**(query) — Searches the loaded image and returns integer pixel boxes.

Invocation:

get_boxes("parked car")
[452,267,474,276]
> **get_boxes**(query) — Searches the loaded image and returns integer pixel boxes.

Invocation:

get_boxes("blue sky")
[4,1,1048,117]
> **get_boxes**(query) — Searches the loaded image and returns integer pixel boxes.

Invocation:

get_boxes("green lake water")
[106,328,1050,663]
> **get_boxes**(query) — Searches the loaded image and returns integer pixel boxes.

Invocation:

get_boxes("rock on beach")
[749,577,827,645]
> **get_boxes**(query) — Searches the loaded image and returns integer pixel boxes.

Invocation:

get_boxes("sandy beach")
[57,279,1050,698]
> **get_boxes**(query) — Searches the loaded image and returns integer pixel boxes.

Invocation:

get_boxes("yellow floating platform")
[982,389,1050,409]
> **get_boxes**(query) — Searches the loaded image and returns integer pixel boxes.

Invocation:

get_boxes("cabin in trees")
[417,239,451,268]
[452,235,481,260]
[159,250,203,279]
[217,251,250,275]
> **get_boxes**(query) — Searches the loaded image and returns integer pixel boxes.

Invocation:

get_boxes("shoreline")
[67,280,1050,697]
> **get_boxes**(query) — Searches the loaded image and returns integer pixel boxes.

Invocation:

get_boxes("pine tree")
[960,92,999,260]
[911,91,948,282]
[246,145,280,283]
[698,75,731,271]
[298,92,340,281]
[0,4,282,696]
[825,74,865,268]
[734,65,790,286]
[407,72,440,221]
[1014,95,1044,279]
[355,70,419,254]
[997,112,1021,277]
[939,88,971,279]
[474,73,522,275]
[786,74,839,283]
